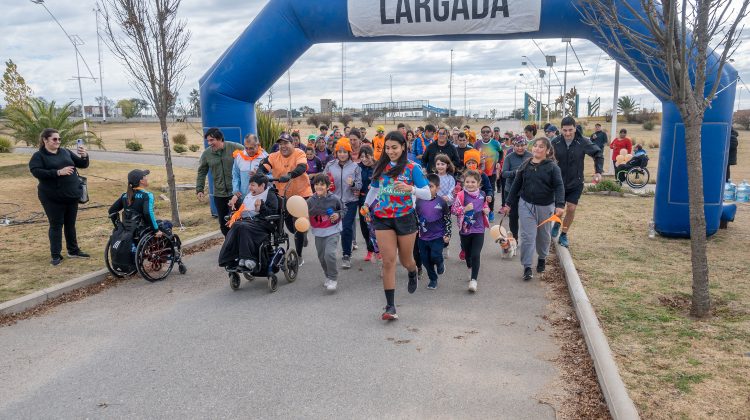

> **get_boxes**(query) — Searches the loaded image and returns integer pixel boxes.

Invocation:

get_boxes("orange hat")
[467,130,477,142]
[334,137,352,153]
[464,148,481,164]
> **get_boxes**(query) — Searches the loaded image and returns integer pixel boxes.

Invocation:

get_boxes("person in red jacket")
[609,129,633,172]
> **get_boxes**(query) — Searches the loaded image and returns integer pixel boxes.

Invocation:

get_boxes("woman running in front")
[362,131,431,321]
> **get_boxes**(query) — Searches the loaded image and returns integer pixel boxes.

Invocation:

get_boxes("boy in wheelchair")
[616,144,649,182]
[107,169,185,280]
[218,174,280,272]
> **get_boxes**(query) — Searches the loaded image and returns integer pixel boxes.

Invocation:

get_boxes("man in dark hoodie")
[551,116,604,248]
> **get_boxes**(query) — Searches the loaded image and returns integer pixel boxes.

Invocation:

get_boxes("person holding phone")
[29,129,90,266]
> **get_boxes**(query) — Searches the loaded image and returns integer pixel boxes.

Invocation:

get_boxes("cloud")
[2,0,749,117]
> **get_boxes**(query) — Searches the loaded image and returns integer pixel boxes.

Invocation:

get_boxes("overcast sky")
[2,0,750,117]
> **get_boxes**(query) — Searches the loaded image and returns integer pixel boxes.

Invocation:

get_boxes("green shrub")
[172,133,188,145]
[172,144,188,153]
[3,98,103,149]
[256,105,285,150]
[188,144,200,152]
[0,136,14,153]
[585,179,622,193]
[125,140,143,151]
[643,120,655,131]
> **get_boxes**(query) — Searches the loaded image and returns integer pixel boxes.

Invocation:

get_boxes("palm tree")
[617,96,640,119]
[4,98,101,148]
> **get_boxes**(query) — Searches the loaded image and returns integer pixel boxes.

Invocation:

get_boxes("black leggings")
[213,195,232,236]
[357,202,374,252]
[509,202,520,240]
[487,174,497,212]
[39,195,80,258]
[460,232,484,280]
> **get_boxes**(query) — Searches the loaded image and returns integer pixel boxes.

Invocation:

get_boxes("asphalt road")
[0,233,560,419]
[13,147,200,169]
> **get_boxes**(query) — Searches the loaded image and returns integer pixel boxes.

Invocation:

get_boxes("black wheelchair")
[616,154,651,189]
[105,213,187,282]
[223,180,300,292]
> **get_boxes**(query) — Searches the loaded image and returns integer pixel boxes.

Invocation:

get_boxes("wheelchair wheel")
[243,273,254,282]
[104,238,136,278]
[178,262,187,275]
[229,272,241,290]
[283,249,299,283]
[268,274,278,293]
[625,167,650,189]
[135,232,176,282]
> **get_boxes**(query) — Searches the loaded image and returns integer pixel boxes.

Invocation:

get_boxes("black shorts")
[373,213,418,236]
[565,184,584,205]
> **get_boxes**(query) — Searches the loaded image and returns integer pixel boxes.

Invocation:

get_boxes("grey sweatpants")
[315,233,340,281]
[518,198,555,268]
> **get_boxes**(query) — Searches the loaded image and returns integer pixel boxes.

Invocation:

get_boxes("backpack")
[108,207,142,275]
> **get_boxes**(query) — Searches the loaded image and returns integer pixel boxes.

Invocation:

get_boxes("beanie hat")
[334,137,352,153]
[464,148,481,164]
[512,135,528,146]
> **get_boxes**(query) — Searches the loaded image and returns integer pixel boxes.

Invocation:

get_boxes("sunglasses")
[481,131,491,134]
[48,137,61,142]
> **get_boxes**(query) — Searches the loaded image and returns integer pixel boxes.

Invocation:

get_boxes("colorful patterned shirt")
[371,161,428,218]
[474,139,504,176]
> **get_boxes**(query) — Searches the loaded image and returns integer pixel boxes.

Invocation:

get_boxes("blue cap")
[545,125,558,133]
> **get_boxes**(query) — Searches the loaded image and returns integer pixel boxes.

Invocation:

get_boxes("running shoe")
[558,232,569,248]
[352,240,358,250]
[342,255,351,269]
[382,305,398,320]
[326,280,338,291]
[50,256,63,266]
[364,251,373,262]
[536,258,546,273]
[408,270,418,294]
[67,249,90,258]
[427,280,437,290]
[550,222,561,239]
[523,267,533,281]
[376,253,382,261]
[459,250,465,261]
[488,212,495,222]
[437,261,445,275]
[468,279,478,292]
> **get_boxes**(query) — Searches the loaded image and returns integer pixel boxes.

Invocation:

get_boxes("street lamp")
[545,55,556,122]
[31,0,96,136]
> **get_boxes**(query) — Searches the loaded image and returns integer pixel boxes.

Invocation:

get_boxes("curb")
[0,230,222,316]
[554,242,641,420]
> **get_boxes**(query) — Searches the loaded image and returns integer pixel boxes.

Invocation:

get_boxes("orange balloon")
[287,195,309,218]
[294,217,310,233]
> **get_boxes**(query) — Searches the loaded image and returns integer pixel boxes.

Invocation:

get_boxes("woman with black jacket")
[503,137,565,282]
[28,128,90,265]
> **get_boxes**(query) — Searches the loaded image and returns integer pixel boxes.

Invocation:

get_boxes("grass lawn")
[567,135,750,418]
[0,153,219,303]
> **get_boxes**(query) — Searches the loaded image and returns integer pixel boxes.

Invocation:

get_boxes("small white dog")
[495,226,517,259]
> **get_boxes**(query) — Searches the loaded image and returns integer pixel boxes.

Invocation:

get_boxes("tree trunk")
[159,118,181,225]
[683,118,711,318]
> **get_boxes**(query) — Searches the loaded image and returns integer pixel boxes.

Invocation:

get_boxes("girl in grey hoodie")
[324,137,362,268]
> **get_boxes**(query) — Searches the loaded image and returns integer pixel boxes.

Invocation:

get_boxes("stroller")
[220,179,300,292]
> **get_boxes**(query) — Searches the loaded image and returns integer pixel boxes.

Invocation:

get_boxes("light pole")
[545,55,556,122]
[31,0,96,136]
[562,38,570,116]
[449,49,453,117]
[610,62,621,175]
[94,5,106,123]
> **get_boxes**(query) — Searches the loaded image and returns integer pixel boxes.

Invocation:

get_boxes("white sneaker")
[342,255,351,269]
[352,240,358,250]
[299,259,305,267]
[326,279,338,291]
[468,280,477,293]
[442,248,449,259]
[323,278,332,289]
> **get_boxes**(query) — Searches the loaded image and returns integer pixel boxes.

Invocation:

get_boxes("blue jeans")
[341,201,358,257]
[417,237,444,282]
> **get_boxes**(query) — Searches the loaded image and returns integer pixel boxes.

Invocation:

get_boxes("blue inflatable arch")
[199,0,737,238]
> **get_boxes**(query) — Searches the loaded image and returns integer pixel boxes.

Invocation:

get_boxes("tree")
[338,114,353,127]
[0,59,33,109]
[4,98,102,148]
[617,96,640,121]
[116,98,136,118]
[580,0,749,317]
[298,105,315,116]
[733,110,750,130]
[95,96,115,115]
[489,109,497,120]
[361,113,376,127]
[188,88,200,117]
[100,0,191,225]
[306,114,320,128]
[444,116,464,128]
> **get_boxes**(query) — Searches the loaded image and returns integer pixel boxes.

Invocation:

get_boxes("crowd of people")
[27,117,609,322]
[194,116,607,321]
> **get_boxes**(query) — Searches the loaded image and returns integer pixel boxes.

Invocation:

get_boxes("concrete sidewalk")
[0,235,560,418]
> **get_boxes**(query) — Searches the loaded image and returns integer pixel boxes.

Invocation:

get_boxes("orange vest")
[372,135,385,160]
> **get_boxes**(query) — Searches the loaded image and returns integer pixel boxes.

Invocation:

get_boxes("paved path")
[13,147,199,169]
[0,233,559,418]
